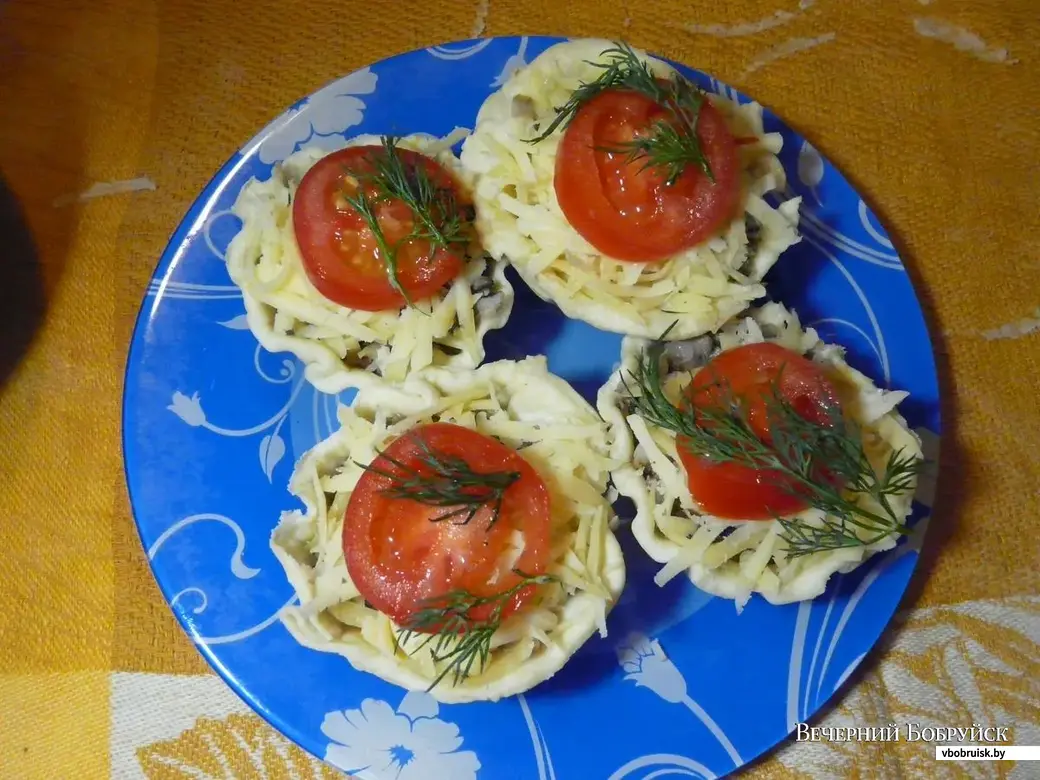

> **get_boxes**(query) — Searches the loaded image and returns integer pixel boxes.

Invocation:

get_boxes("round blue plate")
[123,36,940,780]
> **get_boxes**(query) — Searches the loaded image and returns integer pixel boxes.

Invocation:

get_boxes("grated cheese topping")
[597,303,923,610]
[459,39,803,340]
[270,356,629,703]
[225,130,515,400]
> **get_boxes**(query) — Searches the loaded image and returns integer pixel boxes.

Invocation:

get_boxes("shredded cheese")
[598,302,924,609]
[270,356,629,703]
[459,39,803,340]
[225,131,515,399]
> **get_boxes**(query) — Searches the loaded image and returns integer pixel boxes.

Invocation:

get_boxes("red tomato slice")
[292,145,468,312]
[554,89,740,263]
[343,422,552,630]
[676,342,843,520]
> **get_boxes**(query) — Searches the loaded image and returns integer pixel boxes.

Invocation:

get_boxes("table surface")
[1,0,1038,777]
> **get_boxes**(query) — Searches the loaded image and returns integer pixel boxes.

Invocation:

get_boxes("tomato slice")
[343,423,552,630]
[292,145,468,312]
[554,89,740,263]
[676,342,843,520]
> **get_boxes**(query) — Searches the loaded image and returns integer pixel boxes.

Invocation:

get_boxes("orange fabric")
[1,0,1037,777]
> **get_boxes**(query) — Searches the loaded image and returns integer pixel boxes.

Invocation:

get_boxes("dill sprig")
[528,42,712,185]
[341,136,472,309]
[622,341,923,557]
[339,188,411,304]
[360,433,521,528]
[398,571,557,690]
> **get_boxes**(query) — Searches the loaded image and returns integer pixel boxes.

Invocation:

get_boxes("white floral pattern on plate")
[241,67,378,165]
[146,512,297,646]
[608,753,716,780]
[321,691,479,780]
[491,36,528,87]
[616,633,743,767]
[146,280,242,300]
[518,693,557,780]
[426,39,495,60]
[166,345,304,482]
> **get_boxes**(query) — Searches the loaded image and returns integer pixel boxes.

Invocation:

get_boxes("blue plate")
[123,36,940,780]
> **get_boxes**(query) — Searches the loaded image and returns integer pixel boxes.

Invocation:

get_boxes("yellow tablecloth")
[1,0,1038,777]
